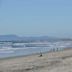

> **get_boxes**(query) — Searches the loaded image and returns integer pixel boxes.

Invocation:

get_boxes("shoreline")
[0,51,49,60]
[0,47,72,60]
[0,48,72,72]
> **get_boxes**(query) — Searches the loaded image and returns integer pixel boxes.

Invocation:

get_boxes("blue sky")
[0,0,72,38]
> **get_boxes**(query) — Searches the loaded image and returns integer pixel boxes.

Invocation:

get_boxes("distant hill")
[0,35,72,42]
[0,35,19,41]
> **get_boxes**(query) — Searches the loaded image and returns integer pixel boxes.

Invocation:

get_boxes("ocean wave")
[0,50,14,53]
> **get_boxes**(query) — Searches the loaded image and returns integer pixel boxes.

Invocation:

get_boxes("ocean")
[0,41,72,58]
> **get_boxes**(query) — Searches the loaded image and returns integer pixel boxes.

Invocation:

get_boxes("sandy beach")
[0,48,72,72]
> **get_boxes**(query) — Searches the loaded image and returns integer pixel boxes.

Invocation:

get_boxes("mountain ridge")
[0,35,72,42]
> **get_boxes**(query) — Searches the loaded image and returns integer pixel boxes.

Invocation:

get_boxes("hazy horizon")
[0,0,72,38]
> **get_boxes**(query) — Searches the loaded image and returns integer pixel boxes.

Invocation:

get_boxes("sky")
[0,0,72,38]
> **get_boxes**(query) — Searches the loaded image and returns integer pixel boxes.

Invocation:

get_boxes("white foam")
[0,50,14,53]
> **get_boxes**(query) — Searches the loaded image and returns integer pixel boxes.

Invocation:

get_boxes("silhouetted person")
[39,52,43,57]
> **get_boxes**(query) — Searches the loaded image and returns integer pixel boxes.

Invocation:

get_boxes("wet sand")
[0,48,72,72]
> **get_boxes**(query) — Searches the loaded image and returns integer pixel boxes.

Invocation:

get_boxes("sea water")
[0,46,69,58]
[0,41,72,58]
[0,47,51,58]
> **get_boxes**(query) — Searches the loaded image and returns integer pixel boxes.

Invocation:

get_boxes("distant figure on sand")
[39,52,43,57]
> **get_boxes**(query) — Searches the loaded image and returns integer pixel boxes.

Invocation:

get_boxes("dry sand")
[0,49,72,72]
